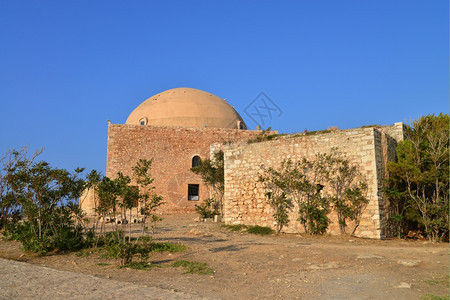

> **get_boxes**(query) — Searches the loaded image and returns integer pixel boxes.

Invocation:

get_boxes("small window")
[188,184,199,201]
[139,117,147,125]
[192,155,201,167]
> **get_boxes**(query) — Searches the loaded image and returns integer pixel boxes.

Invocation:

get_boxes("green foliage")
[194,198,219,219]
[137,235,152,242]
[246,225,274,235]
[4,222,50,254]
[119,262,156,270]
[150,242,187,252]
[259,165,293,233]
[421,295,450,300]
[76,248,95,257]
[97,176,120,221]
[102,239,150,265]
[260,157,330,235]
[1,148,89,254]
[304,129,331,136]
[322,149,369,235]
[191,150,224,215]
[95,232,185,265]
[286,157,330,235]
[222,224,273,235]
[386,113,449,241]
[133,159,165,235]
[298,197,329,235]
[170,260,213,275]
[423,274,449,286]
[247,127,275,144]
[259,150,369,236]
[268,192,291,233]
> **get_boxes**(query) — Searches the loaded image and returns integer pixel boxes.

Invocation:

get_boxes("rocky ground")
[0,214,448,299]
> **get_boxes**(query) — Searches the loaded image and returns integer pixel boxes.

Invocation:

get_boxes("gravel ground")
[0,214,448,299]
[0,258,202,300]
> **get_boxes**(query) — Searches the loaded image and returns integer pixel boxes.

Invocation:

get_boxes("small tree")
[190,150,224,215]
[322,149,369,235]
[288,156,330,235]
[345,182,369,236]
[2,151,87,254]
[97,176,120,235]
[84,169,102,230]
[259,165,292,233]
[132,159,164,235]
[116,172,139,242]
[386,114,449,241]
[1,147,42,229]
[261,158,330,235]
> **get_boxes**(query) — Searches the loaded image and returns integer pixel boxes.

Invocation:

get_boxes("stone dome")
[126,88,247,129]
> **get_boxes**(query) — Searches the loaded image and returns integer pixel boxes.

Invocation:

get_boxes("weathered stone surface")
[81,124,261,215]
[222,123,404,239]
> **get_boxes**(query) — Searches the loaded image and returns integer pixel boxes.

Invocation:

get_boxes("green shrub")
[170,260,213,275]
[4,222,51,255]
[421,295,450,300]
[76,249,94,257]
[51,225,86,252]
[246,225,274,235]
[150,242,187,252]
[194,198,218,219]
[222,224,273,235]
[103,241,149,265]
[138,235,152,242]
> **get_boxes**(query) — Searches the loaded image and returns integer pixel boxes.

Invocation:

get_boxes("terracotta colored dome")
[126,88,247,129]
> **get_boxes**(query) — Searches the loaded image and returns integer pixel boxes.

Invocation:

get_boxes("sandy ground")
[0,213,448,299]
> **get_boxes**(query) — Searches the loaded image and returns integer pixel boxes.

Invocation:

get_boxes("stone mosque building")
[81,87,406,239]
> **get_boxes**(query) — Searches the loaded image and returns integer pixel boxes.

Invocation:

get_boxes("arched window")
[192,155,201,167]
[139,117,147,125]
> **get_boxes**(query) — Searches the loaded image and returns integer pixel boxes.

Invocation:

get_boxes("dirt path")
[0,258,201,299]
[0,214,448,299]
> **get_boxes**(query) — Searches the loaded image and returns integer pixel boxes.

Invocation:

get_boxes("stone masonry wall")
[223,123,404,239]
[99,124,260,214]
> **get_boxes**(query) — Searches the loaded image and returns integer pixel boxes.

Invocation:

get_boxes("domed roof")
[126,88,247,129]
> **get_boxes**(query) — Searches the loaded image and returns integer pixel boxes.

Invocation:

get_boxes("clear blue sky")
[1,0,448,174]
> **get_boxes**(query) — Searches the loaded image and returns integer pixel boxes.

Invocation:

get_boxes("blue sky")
[0,0,448,174]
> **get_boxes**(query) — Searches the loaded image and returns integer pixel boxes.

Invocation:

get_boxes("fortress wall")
[100,124,260,214]
[223,125,403,239]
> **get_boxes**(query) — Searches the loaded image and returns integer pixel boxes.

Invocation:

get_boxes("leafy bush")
[138,235,152,242]
[386,113,449,241]
[421,295,449,300]
[150,242,187,252]
[194,198,219,219]
[170,260,213,275]
[222,224,273,235]
[103,241,149,265]
[246,225,274,235]
[190,150,224,215]
[51,224,86,252]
